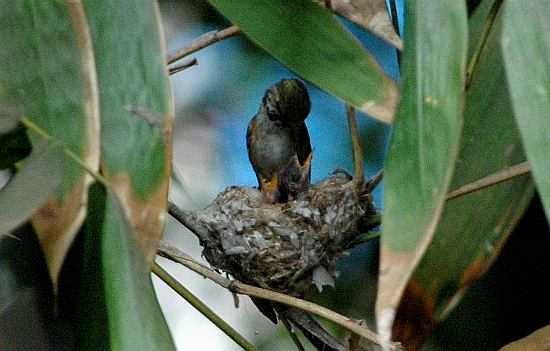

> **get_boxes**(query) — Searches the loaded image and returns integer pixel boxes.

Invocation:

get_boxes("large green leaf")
[0,1,100,286]
[502,1,550,221]
[376,0,467,342]
[82,0,173,263]
[206,0,398,123]
[70,183,175,350]
[0,144,64,238]
[391,5,534,349]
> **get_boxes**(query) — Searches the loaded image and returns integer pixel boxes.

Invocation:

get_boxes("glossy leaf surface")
[207,0,399,123]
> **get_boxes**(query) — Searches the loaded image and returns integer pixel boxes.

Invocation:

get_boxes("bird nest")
[176,171,379,297]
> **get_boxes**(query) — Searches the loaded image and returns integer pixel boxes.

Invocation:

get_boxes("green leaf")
[71,183,175,350]
[0,1,100,286]
[0,125,32,170]
[376,0,467,340]
[391,6,534,348]
[206,0,398,123]
[502,1,550,221]
[82,0,173,263]
[0,144,64,238]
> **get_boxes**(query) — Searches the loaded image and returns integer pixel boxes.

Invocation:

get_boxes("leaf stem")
[446,161,530,200]
[465,0,504,89]
[152,262,257,351]
[157,242,401,350]
[166,25,240,65]
[20,117,109,187]
[169,58,198,75]
[346,104,364,189]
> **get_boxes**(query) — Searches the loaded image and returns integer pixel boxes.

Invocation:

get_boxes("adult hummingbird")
[246,79,346,350]
[246,78,312,204]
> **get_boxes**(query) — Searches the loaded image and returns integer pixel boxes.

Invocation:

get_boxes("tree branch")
[446,161,530,200]
[157,241,401,350]
[153,262,257,351]
[166,25,240,65]
[169,58,198,75]
[346,104,364,190]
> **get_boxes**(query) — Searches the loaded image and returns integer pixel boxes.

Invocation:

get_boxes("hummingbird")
[246,79,346,351]
[246,78,312,204]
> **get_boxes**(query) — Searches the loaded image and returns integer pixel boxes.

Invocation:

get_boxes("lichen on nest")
[177,170,380,297]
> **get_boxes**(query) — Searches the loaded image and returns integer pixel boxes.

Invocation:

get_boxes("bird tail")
[279,307,346,351]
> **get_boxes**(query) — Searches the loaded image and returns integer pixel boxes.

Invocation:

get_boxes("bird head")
[262,79,311,125]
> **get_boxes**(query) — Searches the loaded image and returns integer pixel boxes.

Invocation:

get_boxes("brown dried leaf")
[316,0,403,50]
[499,325,550,351]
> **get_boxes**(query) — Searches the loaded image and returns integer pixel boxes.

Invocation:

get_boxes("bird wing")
[295,122,312,166]
[246,115,262,187]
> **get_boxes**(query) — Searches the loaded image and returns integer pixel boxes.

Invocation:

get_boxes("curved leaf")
[72,183,175,350]
[502,1,550,221]
[206,0,398,123]
[0,144,64,237]
[0,1,100,286]
[82,0,173,264]
[392,6,534,349]
[376,0,467,343]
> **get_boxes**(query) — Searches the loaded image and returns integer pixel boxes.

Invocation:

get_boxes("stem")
[166,25,240,65]
[389,0,401,66]
[20,117,109,187]
[152,262,257,351]
[169,58,198,75]
[465,0,504,89]
[346,104,364,189]
[282,316,306,351]
[446,161,530,200]
[157,242,400,350]
[365,169,384,193]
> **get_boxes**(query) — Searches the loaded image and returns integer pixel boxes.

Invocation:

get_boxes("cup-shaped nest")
[177,171,379,297]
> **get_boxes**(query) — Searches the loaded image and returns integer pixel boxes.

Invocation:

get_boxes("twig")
[465,0,504,89]
[152,262,257,351]
[446,161,530,200]
[166,25,240,65]
[157,241,400,350]
[389,0,401,66]
[282,316,306,351]
[365,169,384,193]
[20,117,109,187]
[169,58,198,75]
[346,104,364,189]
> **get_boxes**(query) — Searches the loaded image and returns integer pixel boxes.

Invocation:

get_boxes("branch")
[153,262,257,351]
[20,117,110,187]
[166,25,240,65]
[446,161,530,200]
[169,58,198,75]
[346,104,364,190]
[157,241,401,350]
[465,0,504,89]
